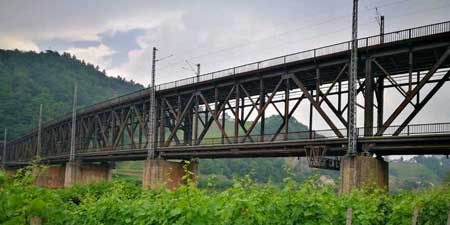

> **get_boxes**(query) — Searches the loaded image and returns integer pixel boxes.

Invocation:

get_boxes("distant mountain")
[0,49,143,137]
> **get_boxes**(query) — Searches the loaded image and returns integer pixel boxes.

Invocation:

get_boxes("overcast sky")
[1,0,450,130]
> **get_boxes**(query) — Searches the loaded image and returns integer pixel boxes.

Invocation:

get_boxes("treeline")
[0,49,142,138]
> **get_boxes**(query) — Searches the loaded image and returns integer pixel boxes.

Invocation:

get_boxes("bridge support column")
[33,165,65,188]
[142,160,197,190]
[339,155,388,194]
[3,167,18,177]
[64,161,113,188]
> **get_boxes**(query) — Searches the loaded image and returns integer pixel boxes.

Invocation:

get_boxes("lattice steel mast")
[36,104,43,158]
[69,82,77,162]
[147,47,157,159]
[2,128,6,165]
[348,0,359,155]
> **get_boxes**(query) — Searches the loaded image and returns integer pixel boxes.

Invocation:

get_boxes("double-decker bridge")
[2,21,450,191]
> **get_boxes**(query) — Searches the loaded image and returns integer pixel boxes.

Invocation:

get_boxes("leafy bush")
[0,167,449,225]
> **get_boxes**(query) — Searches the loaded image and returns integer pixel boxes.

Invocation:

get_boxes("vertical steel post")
[234,83,240,143]
[348,0,359,155]
[408,50,413,92]
[37,104,43,158]
[309,90,314,139]
[259,78,265,142]
[364,59,373,136]
[376,76,384,130]
[416,71,420,105]
[338,81,342,112]
[2,129,6,164]
[196,64,201,82]
[221,108,225,144]
[159,98,166,146]
[194,94,199,145]
[147,47,157,159]
[69,82,77,162]
[380,16,385,44]
[284,78,290,140]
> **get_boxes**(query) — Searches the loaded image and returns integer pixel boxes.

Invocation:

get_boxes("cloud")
[66,44,115,69]
[0,36,39,51]
[1,0,450,132]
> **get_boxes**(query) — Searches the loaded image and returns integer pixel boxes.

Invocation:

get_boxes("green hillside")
[0,49,143,138]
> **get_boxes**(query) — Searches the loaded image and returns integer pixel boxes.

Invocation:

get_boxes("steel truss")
[4,23,450,164]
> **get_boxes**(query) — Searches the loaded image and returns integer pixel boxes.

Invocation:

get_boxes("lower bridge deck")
[6,127,450,166]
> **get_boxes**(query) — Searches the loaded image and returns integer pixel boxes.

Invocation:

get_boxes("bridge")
[2,21,450,192]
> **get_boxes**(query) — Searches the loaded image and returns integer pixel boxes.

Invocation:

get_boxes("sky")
[1,0,450,131]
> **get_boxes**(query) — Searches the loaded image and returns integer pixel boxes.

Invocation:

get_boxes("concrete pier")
[64,161,113,188]
[3,167,18,177]
[340,155,388,193]
[33,165,65,188]
[142,160,198,190]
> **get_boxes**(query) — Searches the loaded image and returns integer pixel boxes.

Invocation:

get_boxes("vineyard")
[0,167,450,225]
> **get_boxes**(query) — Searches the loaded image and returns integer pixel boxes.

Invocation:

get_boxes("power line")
[158,1,449,79]
[157,0,414,71]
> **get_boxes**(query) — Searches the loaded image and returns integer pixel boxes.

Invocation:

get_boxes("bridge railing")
[69,123,450,153]
[14,21,450,142]
[153,20,450,92]
[73,20,450,115]
[8,122,450,162]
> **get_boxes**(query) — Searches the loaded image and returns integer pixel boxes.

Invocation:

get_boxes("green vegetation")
[1,167,450,225]
[0,49,142,138]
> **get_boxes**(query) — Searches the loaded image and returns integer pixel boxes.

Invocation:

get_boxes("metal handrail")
[8,21,450,142]
[6,122,450,162]
[41,122,450,155]
[74,20,450,114]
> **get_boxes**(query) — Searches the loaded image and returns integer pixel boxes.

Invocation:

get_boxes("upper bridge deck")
[3,21,450,165]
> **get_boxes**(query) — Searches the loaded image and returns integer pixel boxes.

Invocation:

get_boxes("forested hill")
[0,49,143,138]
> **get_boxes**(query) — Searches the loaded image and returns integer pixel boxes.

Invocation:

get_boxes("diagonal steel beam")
[239,83,259,111]
[226,102,255,142]
[95,115,108,146]
[165,94,195,146]
[341,80,366,115]
[196,86,235,144]
[199,93,231,143]
[319,63,348,106]
[376,46,450,136]
[270,95,304,142]
[318,90,348,128]
[290,74,344,138]
[242,77,285,142]
[373,59,413,106]
[393,69,450,135]
[113,108,132,148]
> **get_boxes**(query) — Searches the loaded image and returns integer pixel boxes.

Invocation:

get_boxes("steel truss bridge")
[3,21,450,167]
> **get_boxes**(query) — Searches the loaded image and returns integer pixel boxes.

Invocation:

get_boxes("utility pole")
[196,64,201,82]
[147,48,172,159]
[348,0,359,155]
[69,82,77,162]
[36,104,43,158]
[375,8,385,44]
[2,128,6,165]
[147,47,157,159]
[380,16,385,44]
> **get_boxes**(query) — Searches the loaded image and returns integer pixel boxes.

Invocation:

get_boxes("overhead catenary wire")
[157,0,415,72]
